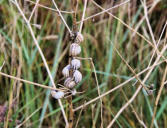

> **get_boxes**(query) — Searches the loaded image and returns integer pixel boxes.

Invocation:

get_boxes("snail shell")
[51,91,64,99]
[71,59,81,70]
[75,32,84,43]
[73,70,82,83]
[70,43,81,56]
[62,64,71,77]
[64,77,76,88]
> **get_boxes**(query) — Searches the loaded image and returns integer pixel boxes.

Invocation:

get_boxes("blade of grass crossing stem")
[38,23,65,127]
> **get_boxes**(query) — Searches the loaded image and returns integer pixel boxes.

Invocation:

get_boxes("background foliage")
[0,0,167,127]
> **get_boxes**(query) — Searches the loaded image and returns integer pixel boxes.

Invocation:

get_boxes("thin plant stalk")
[150,65,167,128]
[52,0,72,35]
[28,0,40,22]
[25,0,74,14]
[0,71,64,91]
[77,0,130,23]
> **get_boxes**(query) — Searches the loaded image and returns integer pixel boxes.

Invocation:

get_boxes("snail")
[73,70,82,83]
[70,43,81,56]
[51,90,65,99]
[71,59,81,70]
[75,32,84,44]
[64,77,76,88]
[62,64,71,77]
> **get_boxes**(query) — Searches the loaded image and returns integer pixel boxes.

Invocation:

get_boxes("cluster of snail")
[51,32,84,99]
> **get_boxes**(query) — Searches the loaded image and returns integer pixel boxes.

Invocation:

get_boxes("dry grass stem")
[77,0,130,24]
[16,107,42,128]
[0,61,5,71]
[74,102,85,128]
[79,0,88,33]
[150,65,167,128]
[112,42,149,92]
[25,0,74,14]
[28,0,40,22]
[148,22,167,67]
[121,90,147,128]
[132,0,161,37]
[107,86,142,128]
[142,0,157,46]
[51,0,72,34]
[141,0,159,67]
[0,72,64,91]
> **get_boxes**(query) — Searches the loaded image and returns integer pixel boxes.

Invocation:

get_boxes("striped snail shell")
[75,32,84,44]
[62,64,71,77]
[51,90,64,99]
[71,59,81,70]
[70,43,81,56]
[73,70,82,83]
[64,77,76,88]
